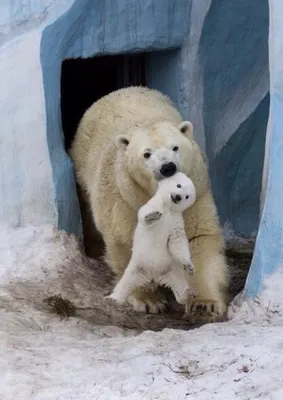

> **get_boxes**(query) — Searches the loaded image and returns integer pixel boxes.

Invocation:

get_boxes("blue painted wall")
[199,0,269,239]
[244,92,283,297]
[0,0,73,46]
[146,49,182,111]
[244,0,283,298]
[211,94,269,237]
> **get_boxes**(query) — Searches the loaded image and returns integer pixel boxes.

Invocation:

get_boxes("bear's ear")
[115,135,130,150]
[178,121,193,139]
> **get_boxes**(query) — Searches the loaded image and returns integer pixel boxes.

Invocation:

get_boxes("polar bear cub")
[106,172,198,306]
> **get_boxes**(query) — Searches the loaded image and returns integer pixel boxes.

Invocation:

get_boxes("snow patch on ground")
[1,224,283,400]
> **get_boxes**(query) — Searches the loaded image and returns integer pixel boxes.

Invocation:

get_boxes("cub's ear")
[178,121,193,139]
[115,135,130,150]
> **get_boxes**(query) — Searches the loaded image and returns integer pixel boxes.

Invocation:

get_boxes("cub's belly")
[134,237,172,269]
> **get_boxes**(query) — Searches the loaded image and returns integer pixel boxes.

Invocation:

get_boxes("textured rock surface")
[0,0,73,46]
[0,0,269,246]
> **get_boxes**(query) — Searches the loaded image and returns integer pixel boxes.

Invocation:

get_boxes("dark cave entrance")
[61,53,147,152]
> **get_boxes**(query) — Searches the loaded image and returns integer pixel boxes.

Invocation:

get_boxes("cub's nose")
[160,162,177,177]
[171,193,182,203]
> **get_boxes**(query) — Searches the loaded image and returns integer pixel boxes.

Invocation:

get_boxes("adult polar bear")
[70,86,229,323]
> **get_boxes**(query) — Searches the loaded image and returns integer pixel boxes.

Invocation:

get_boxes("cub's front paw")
[183,261,195,275]
[144,211,162,225]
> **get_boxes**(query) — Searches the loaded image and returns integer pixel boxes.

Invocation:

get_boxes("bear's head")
[115,120,194,194]
[157,172,196,213]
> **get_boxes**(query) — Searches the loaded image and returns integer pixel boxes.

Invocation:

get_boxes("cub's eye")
[177,184,181,188]
[144,152,151,159]
[173,146,179,152]
[186,195,189,199]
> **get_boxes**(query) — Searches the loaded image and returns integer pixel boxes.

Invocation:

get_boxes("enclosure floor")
[76,245,254,330]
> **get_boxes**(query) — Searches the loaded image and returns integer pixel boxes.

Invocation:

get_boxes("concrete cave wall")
[244,0,283,298]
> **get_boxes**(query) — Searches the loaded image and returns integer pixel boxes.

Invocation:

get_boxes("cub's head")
[157,172,196,213]
[115,121,194,192]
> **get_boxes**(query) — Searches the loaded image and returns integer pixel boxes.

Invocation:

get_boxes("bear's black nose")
[160,162,177,177]
[175,194,182,202]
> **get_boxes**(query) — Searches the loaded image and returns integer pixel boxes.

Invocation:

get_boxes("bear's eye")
[186,195,189,199]
[173,146,179,152]
[144,152,151,159]
[177,184,181,188]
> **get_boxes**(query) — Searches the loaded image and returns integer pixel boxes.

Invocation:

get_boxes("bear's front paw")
[182,299,227,324]
[183,261,195,275]
[144,211,162,225]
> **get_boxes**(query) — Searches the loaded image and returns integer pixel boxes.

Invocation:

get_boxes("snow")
[1,224,283,400]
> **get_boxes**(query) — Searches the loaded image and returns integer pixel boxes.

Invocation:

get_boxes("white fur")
[106,172,198,305]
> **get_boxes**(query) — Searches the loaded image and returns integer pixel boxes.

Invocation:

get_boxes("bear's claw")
[182,299,227,323]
